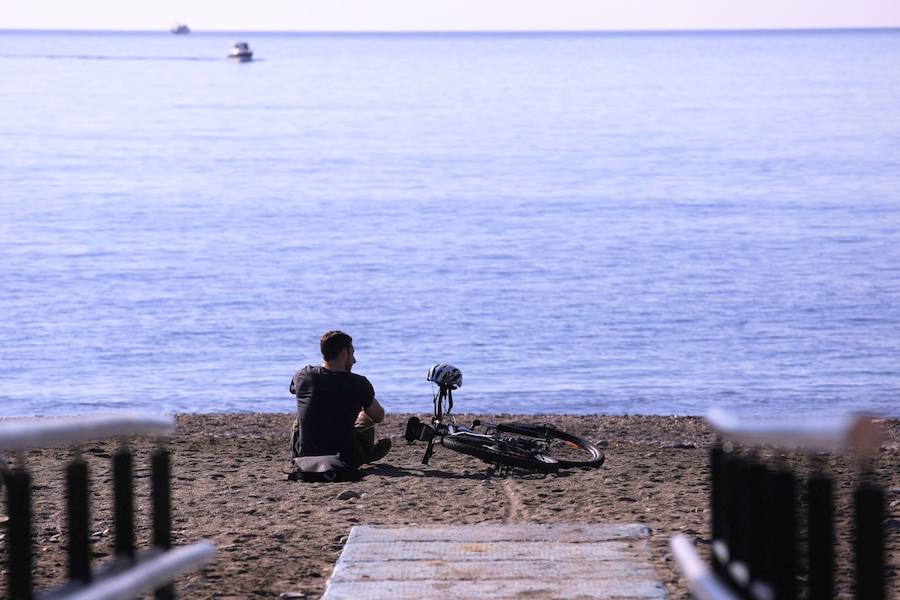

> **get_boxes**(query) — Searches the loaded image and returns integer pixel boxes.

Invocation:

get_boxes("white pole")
[706,408,883,451]
[670,534,739,600]
[61,542,216,600]
[0,413,175,450]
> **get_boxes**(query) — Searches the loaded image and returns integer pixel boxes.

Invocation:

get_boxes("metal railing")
[1,413,216,600]
[672,409,887,600]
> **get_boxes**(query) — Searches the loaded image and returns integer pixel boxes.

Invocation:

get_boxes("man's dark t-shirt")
[290,365,375,463]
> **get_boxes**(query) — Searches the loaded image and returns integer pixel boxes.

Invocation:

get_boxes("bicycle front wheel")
[494,423,605,469]
[441,433,561,473]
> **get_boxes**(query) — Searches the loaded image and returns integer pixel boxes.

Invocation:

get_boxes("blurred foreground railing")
[671,409,887,600]
[1,413,216,600]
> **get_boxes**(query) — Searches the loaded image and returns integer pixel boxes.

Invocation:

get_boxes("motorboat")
[170,23,190,34]
[228,41,253,62]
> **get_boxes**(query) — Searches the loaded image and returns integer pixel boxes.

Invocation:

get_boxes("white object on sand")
[0,413,174,450]
[706,408,883,451]
[63,542,216,600]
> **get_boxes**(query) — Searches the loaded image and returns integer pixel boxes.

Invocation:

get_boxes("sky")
[2,0,900,32]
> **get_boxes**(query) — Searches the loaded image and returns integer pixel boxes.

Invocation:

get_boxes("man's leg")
[353,412,391,465]
[290,417,301,459]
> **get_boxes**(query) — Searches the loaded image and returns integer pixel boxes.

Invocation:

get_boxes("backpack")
[287,454,359,483]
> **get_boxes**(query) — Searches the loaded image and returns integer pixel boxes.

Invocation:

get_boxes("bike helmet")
[427,363,463,389]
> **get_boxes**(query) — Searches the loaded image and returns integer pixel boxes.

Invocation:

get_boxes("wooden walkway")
[321,523,667,599]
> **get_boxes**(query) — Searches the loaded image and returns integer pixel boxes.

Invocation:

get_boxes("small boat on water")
[170,23,190,34]
[228,41,253,62]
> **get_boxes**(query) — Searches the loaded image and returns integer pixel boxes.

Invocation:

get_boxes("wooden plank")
[322,524,665,599]
[338,539,641,562]
[330,559,658,582]
[348,523,651,543]
[322,578,667,599]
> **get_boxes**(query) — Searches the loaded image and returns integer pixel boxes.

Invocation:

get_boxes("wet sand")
[2,413,898,599]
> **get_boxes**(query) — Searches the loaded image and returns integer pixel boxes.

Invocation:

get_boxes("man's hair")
[320,330,353,361]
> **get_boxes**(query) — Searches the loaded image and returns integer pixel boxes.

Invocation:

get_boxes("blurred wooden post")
[725,454,750,589]
[726,452,750,589]
[709,444,729,577]
[747,462,770,588]
[854,482,885,600]
[768,470,796,600]
[66,458,92,583]
[113,446,136,560]
[4,466,34,600]
[152,447,172,550]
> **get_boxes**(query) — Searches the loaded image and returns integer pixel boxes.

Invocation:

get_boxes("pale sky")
[3,0,900,32]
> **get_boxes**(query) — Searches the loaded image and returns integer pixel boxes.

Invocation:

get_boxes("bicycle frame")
[432,384,453,424]
[420,384,458,465]
[416,384,540,466]
[405,377,605,474]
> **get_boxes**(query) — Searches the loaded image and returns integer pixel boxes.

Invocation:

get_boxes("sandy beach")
[2,413,898,599]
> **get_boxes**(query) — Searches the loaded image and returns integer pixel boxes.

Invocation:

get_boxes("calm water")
[1,29,899,417]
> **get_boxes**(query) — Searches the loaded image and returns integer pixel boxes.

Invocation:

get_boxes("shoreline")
[2,413,897,598]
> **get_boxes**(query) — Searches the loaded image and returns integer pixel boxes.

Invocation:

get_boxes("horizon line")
[2,25,899,36]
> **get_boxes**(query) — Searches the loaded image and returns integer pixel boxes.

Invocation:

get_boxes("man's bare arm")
[364,398,385,423]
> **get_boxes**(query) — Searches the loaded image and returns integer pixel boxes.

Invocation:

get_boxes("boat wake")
[4,54,225,62]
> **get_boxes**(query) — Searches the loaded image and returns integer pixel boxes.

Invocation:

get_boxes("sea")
[1,29,899,418]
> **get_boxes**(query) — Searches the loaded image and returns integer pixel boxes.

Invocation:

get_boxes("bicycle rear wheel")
[441,433,561,473]
[494,423,605,469]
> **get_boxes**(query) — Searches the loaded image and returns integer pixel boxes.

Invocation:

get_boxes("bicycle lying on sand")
[404,364,605,473]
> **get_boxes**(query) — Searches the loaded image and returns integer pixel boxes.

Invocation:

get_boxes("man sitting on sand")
[290,330,391,467]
